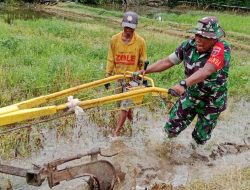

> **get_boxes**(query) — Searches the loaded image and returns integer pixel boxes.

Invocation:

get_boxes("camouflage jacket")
[175,38,231,111]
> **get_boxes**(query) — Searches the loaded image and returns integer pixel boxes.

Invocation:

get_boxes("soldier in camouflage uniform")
[141,16,231,144]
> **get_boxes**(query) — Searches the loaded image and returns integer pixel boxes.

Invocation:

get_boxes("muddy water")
[0,6,53,24]
[0,98,249,189]
[0,4,249,190]
[0,4,171,24]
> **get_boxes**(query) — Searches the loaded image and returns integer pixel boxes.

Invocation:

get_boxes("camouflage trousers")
[165,94,222,144]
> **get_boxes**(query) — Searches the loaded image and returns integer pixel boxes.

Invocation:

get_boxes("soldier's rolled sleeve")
[168,52,182,65]
[168,41,186,65]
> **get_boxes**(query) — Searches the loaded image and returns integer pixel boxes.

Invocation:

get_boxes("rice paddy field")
[0,3,250,189]
[0,3,249,105]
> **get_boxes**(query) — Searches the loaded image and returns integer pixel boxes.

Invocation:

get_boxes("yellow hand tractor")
[0,72,174,127]
[0,70,178,189]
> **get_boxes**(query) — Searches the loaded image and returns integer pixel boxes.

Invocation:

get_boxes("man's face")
[195,34,217,53]
[123,27,135,38]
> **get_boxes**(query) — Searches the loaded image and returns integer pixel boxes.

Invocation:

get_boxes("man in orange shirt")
[105,11,147,137]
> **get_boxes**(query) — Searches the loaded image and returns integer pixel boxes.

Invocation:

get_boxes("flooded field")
[0,3,249,190]
[0,5,53,23]
[0,98,249,189]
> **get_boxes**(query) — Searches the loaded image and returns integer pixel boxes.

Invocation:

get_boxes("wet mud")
[0,4,249,190]
[0,98,249,189]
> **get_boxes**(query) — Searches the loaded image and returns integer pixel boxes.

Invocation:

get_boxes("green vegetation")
[0,3,249,107]
[0,3,249,188]
[168,0,250,8]
[0,0,249,149]
[159,11,250,35]
[0,3,249,156]
[2,0,250,8]
[0,14,111,105]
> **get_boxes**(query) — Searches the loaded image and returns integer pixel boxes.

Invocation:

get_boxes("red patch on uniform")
[206,42,225,70]
[211,46,221,56]
[208,57,222,67]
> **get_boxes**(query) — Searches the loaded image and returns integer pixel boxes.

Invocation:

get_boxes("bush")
[168,0,250,8]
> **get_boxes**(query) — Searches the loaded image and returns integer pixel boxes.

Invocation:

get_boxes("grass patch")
[186,166,250,190]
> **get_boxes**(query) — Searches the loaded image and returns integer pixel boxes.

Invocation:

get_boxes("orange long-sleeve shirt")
[106,31,147,76]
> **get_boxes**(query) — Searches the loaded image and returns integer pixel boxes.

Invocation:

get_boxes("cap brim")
[187,28,224,39]
[122,22,136,29]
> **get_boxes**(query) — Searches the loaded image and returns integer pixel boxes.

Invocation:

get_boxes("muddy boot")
[189,139,209,162]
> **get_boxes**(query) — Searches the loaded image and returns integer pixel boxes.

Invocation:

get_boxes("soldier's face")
[123,27,135,38]
[195,34,217,53]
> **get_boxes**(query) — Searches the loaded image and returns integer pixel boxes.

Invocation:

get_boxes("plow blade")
[48,160,116,189]
[0,160,116,189]
[0,164,28,177]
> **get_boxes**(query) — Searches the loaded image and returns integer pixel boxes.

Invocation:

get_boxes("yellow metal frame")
[0,73,167,127]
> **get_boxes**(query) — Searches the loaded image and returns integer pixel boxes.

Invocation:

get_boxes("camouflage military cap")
[189,16,225,39]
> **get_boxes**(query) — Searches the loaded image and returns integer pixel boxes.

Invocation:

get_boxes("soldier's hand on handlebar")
[168,84,185,97]
[168,88,180,97]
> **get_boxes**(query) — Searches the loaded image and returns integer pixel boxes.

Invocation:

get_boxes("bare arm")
[144,57,175,74]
